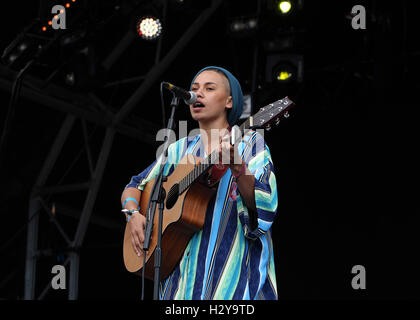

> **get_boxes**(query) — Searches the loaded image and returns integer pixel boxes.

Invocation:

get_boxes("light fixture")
[1,35,35,68]
[265,54,303,84]
[265,0,303,17]
[137,16,163,40]
[228,16,258,37]
[278,1,292,14]
[273,63,295,82]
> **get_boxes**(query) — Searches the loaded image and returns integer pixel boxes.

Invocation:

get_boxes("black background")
[0,0,418,301]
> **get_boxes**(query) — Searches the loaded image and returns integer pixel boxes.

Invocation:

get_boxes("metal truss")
[0,0,223,300]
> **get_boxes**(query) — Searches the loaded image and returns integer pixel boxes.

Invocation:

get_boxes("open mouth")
[192,102,205,109]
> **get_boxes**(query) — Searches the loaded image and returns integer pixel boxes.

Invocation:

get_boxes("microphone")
[162,82,197,105]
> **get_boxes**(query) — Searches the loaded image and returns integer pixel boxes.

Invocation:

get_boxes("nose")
[195,86,204,98]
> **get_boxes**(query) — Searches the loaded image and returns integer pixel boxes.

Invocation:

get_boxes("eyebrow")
[191,81,217,86]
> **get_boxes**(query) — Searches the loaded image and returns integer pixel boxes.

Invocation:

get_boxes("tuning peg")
[275,118,281,126]
[265,124,271,131]
[283,111,289,118]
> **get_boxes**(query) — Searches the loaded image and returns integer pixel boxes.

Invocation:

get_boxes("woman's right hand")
[128,212,147,257]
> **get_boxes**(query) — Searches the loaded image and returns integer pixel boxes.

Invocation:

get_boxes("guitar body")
[123,154,216,279]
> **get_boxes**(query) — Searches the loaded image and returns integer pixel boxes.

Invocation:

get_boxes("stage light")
[248,18,258,29]
[8,54,18,64]
[230,17,257,32]
[137,16,162,40]
[64,72,76,86]
[277,70,292,81]
[228,16,258,38]
[265,54,303,84]
[36,0,79,32]
[278,1,292,14]
[265,0,302,18]
[17,43,28,52]
[273,63,295,83]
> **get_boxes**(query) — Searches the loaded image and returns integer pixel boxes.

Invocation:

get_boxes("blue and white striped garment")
[125,130,278,300]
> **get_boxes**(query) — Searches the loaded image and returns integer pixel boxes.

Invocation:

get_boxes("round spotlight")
[278,1,292,14]
[137,16,162,40]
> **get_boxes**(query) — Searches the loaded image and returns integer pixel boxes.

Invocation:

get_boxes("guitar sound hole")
[166,183,179,210]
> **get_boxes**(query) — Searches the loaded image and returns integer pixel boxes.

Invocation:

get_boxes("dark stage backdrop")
[0,0,418,301]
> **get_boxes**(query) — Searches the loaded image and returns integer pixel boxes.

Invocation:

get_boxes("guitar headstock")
[249,96,295,131]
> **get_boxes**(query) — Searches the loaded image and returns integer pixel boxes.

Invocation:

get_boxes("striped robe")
[125,130,278,300]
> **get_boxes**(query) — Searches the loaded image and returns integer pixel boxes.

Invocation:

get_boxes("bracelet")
[122,197,138,208]
[233,163,247,179]
[121,208,140,222]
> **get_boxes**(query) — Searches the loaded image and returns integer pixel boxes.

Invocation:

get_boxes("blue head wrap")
[190,66,244,126]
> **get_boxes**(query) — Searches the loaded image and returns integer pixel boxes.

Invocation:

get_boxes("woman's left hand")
[218,130,256,212]
[218,132,246,177]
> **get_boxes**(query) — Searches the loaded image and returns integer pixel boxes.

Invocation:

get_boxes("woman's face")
[189,70,232,125]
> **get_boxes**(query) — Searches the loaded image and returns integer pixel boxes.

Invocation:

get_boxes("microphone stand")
[142,94,180,300]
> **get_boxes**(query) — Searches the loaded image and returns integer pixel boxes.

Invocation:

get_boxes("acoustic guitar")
[123,97,295,279]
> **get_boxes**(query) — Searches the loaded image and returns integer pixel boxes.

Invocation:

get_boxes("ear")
[225,96,233,110]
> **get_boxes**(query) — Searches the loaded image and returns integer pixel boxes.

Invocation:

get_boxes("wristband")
[121,208,140,222]
[122,197,138,208]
